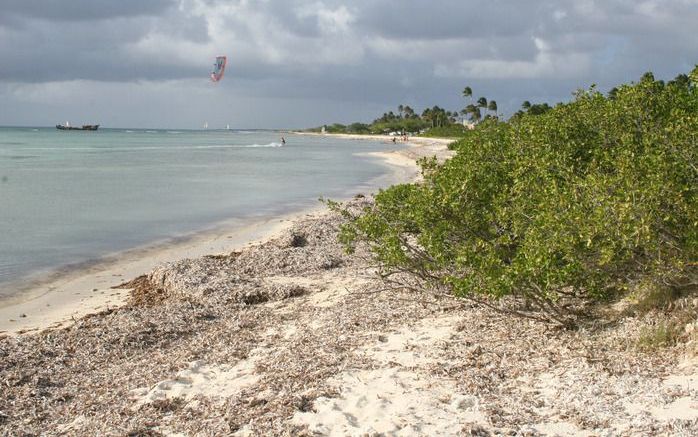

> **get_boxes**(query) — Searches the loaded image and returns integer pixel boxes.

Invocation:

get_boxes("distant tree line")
[309,85,563,137]
[310,104,465,137]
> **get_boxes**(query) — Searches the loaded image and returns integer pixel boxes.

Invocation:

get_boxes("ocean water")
[0,127,399,298]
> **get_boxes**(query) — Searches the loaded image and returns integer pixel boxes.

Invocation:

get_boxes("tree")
[462,87,473,120]
[522,101,532,110]
[528,103,552,115]
[421,108,433,127]
[487,100,498,115]
[477,97,488,109]
[470,106,482,123]
[668,74,690,90]
[641,71,655,82]
[461,104,478,123]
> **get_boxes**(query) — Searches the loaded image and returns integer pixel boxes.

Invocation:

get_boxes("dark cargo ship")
[56,123,99,131]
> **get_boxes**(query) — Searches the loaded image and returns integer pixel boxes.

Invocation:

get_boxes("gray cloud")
[0,0,696,128]
[0,0,176,23]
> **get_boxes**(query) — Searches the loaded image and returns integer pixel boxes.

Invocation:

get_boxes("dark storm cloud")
[0,1,209,82]
[0,0,177,23]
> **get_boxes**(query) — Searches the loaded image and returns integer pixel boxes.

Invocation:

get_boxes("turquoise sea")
[0,127,398,299]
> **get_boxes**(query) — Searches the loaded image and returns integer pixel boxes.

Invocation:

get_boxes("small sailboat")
[203,121,208,130]
[226,124,230,130]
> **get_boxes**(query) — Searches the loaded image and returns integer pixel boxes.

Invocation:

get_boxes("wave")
[23,142,284,152]
[194,142,283,149]
[4,155,38,160]
[245,142,283,148]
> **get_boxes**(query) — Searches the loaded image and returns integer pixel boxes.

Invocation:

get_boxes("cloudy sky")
[1,0,696,129]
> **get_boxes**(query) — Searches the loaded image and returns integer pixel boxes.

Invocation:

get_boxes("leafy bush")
[338,69,698,325]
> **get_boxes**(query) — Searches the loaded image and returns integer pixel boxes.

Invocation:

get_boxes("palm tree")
[462,87,473,119]
[398,104,404,118]
[462,87,472,100]
[421,108,433,128]
[464,104,477,114]
[462,104,479,123]
[487,100,498,116]
[477,97,488,109]
[471,107,482,123]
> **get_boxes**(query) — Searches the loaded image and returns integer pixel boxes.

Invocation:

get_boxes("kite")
[210,56,227,82]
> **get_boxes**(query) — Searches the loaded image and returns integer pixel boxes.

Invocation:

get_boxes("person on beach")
[281,136,286,145]
[392,136,397,143]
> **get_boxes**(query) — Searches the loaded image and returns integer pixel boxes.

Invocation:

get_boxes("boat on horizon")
[56,122,99,131]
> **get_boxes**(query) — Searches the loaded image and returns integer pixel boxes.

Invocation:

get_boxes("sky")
[0,0,697,129]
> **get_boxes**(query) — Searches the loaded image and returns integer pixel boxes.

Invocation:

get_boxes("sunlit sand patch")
[293,368,484,436]
[130,357,259,408]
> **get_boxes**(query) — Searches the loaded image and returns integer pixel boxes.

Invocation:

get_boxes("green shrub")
[338,69,698,325]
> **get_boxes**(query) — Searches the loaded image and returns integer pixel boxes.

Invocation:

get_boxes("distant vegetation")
[333,68,698,326]
[307,104,460,136]
[307,84,560,138]
[307,89,506,137]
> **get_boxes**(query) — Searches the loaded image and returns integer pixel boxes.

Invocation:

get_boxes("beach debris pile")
[125,199,372,308]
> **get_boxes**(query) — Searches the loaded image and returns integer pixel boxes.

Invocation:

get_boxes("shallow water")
[0,127,397,298]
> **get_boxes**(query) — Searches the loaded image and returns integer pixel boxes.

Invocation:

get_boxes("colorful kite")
[210,56,227,82]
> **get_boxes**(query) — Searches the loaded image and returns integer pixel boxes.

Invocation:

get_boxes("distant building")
[462,119,476,130]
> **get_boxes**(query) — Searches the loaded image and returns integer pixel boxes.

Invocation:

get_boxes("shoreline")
[0,134,453,334]
[0,208,313,334]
